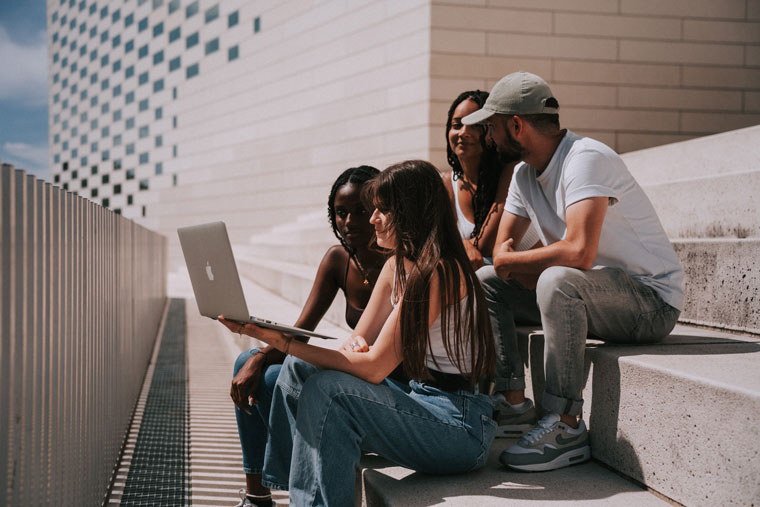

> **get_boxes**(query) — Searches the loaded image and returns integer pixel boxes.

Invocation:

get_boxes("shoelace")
[521,415,559,445]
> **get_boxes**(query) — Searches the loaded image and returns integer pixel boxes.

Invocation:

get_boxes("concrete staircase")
[220,126,760,506]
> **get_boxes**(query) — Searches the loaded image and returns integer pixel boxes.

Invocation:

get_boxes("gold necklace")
[352,255,370,286]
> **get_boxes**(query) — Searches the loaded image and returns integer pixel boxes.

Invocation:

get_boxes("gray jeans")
[478,265,680,416]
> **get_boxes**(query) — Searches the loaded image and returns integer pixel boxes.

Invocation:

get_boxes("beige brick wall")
[429,0,760,169]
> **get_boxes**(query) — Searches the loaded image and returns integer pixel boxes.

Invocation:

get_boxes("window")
[153,79,164,92]
[113,110,122,121]
[139,99,149,111]
[155,162,163,175]
[54,174,60,183]
[114,184,121,195]
[126,91,134,104]
[112,84,122,97]
[127,194,133,205]
[101,103,109,114]
[112,35,121,48]
[173,145,178,157]
[89,26,96,38]
[112,59,121,72]
[173,174,178,186]
[169,56,181,71]
[155,135,163,147]
[100,54,109,67]
[153,50,164,65]
[153,22,163,37]
[172,87,177,99]
[79,45,86,56]
[125,13,133,27]
[204,5,218,23]
[81,157,88,167]
[63,161,69,171]
[254,16,261,33]
[72,170,78,180]
[155,107,163,119]
[172,116,177,128]
[168,0,180,14]
[102,197,109,208]
[125,40,134,53]
[126,169,135,180]
[186,1,198,18]
[228,10,238,27]
[125,65,134,78]
[90,141,98,152]
[80,134,87,144]
[153,0,163,8]
[139,179,149,191]
[89,3,95,15]
[91,165,98,175]
[139,153,149,164]
[113,160,121,170]
[113,134,121,146]
[81,178,88,188]
[53,73,59,83]
[100,31,108,43]
[138,44,148,58]
[186,32,198,49]
[112,9,120,23]
[138,17,148,32]
[204,38,219,55]
[126,118,134,129]
[89,73,97,84]
[90,188,98,198]
[100,6,108,19]
[186,63,199,79]
[80,67,87,78]
[126,143,135,154]
[90,96,97,107]
[228,45,239,61]
[90,119,98,130]
[90,49,97,62]
[101,150,109,161]
[139,72,149,85]
[79,22,86,34]
[139,126,149,138]
[169,26,180,42]
[100,78,109,90]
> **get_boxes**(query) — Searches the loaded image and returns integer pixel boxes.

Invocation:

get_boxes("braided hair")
[327,165,380,257]
[445,90,503,242]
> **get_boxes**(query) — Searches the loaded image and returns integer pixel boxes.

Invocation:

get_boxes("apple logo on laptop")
[205,261,214,281]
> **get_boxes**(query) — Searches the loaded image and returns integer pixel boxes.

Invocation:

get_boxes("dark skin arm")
[229,245,346,412]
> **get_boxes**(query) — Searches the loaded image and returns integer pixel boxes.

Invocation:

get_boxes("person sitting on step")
[220,160,497,506]
[229,165,386,507]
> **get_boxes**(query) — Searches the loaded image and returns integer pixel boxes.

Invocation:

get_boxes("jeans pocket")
[470,414,497,471]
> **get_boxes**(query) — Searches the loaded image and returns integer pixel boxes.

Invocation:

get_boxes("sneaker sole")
[495,423,535,438]
[502,445,591,472]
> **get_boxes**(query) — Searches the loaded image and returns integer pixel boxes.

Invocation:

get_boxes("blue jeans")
[262,356,496,506]
[478,265,680,416]
[233,349,282,474]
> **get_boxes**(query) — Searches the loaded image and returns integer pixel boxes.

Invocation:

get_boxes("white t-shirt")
[504,130,684,311]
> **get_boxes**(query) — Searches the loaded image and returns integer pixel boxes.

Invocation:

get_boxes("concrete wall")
[428,0,760,171]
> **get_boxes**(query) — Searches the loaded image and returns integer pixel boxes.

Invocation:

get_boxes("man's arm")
[492,209,532,258]
[493,196,608,280]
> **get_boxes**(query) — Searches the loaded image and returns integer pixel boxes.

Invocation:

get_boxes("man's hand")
[493,238,515,280]
[230,352,267,414]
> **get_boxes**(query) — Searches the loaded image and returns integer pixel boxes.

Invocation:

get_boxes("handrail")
[0,163,167,505]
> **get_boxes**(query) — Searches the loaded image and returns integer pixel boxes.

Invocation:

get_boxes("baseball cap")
[462,71,559,125]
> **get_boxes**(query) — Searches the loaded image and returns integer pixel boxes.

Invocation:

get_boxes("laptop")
[177,221,338,341]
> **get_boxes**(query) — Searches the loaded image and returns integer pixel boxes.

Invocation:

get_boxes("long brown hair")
[362,160,494,385]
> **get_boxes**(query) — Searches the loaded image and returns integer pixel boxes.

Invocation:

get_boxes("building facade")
[47,0,760,270]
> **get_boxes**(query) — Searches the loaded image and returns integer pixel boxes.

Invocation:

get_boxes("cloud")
[0,26,48,107]
[3,141,49,175]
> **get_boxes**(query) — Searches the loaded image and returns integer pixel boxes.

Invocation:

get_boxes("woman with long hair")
[230,165,385,507]
[220,160,497,506]
[444,90,539,269]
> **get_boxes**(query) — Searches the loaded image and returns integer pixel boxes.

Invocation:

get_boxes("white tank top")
[391,268,473,375]
[451,171,541,252]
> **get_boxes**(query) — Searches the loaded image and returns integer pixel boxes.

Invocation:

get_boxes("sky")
[0,0,49,180]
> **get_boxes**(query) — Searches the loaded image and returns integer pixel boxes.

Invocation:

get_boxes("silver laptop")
[177,221,338,340]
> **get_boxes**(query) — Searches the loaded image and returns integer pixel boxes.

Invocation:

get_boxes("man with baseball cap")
[463,71,684,471]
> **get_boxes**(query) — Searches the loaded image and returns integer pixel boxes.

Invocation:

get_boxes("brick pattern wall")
[428,0,760,171]
[148,0,433,268]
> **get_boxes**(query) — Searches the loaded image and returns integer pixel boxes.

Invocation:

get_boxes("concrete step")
[621,125,760,240]
[673,238,760,334]
[521,325,760,507]
[358,438,668,507]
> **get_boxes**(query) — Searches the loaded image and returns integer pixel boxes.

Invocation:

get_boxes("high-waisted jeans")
[478,265,680,416]
[261,356,497,506]
[233,349,282,474]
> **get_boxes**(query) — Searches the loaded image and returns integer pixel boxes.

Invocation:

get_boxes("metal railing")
[1,164,167,505]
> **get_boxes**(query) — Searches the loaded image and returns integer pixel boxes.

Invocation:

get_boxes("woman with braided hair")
[229,165,386,507]
[443,90,539,270]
